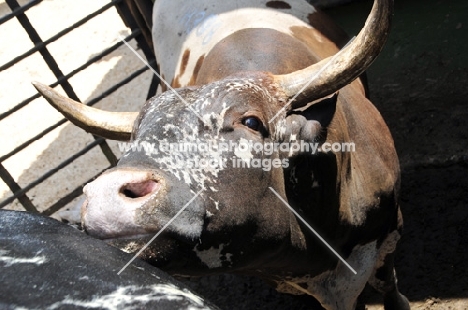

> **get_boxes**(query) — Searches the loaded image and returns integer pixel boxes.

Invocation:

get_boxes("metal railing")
[0,0,158,215]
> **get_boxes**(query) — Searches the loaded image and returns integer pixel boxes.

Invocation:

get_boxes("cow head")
[34,0,392,277]
[64,74,339,275]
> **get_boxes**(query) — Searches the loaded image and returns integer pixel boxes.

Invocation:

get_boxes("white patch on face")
[137,80,273,192]
[225,80,272,99]
[181,170,192,185]
[234,138,253,163]
[215,103,230,136]
[194,244,232,269]
[163,123,180,134]
[138,94,232,191]
[46,284,209,310]
[209,197,219,210]
[202,110,225,137]
[138,78,274,192]
[276,241,378,310]
[0,250,47,267]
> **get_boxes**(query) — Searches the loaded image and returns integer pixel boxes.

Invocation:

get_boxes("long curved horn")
[32,82,138,141]
[274,0,393,108]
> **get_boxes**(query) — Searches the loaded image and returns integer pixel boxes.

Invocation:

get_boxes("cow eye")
[242,116,261,131]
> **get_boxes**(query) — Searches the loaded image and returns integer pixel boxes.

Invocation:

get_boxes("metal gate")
[0,0,157,218]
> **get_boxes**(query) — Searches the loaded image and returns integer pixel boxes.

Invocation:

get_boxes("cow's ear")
[281,93,337,146]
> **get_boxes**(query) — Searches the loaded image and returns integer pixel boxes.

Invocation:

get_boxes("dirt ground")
[179,1,468,309]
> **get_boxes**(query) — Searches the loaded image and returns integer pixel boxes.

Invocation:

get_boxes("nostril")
[122,188,138,199]
[119,180,160,199]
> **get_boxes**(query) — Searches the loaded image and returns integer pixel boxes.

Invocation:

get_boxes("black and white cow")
[0,210,217,310]
[34,0,410,309]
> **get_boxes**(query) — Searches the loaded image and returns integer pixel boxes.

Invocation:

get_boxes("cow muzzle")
[81,168,161,239]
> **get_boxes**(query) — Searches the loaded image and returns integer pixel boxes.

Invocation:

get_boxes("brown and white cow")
[34,0,410,309]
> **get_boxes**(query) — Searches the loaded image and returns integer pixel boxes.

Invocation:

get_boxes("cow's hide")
[0,210,218,310]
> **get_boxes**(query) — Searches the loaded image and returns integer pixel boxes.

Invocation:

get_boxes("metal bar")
[0,0,123,73]
[0,61,152,164]
[0,138,104,209]
[85,62,154,106]
[115,0,158,99]
[5,0,121,167]
[0,0,42,26]
[146,73,159,99]
[0,63,153,210]
[0,93,41,122]
[0,29,141,122]
[114,0,156,70]
[0,0,155,214]
[41,184,85,217]
[5,0,78,101]
[132,0,153,31]
[122,0,154,56]
[0,61,151,209]
[94,134,118,166]
[0,163,37,212]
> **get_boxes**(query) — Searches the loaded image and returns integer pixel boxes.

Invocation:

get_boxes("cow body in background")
[153,0,356,91]
[0,210,218,310]
[35,0,410,309]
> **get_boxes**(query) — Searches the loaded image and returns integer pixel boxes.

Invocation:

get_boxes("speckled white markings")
[46,284,209,310]
[234,138,254,163]
[0,249,47,267]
